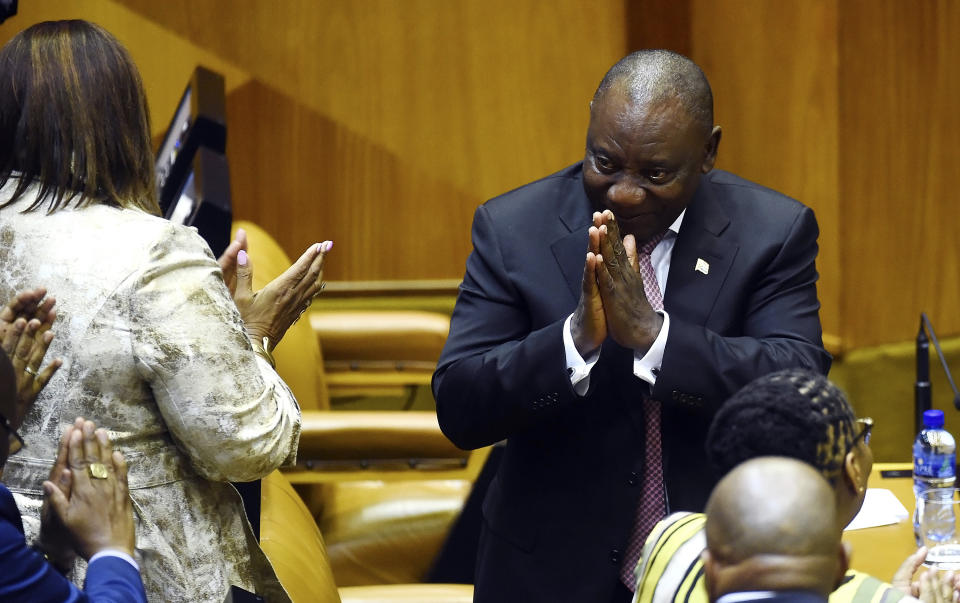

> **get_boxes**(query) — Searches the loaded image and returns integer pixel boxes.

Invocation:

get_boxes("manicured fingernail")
[238,250,248,266]
[322,240,333,252]
[236,227,246,240]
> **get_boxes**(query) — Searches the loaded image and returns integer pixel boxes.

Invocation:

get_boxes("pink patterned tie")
[620,232,667,590]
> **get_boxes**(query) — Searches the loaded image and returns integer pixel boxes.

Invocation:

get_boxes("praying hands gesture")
[571,210,664,357]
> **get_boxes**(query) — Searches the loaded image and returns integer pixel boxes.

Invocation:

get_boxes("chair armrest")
[297,410,467,463]
[311,310,450,363]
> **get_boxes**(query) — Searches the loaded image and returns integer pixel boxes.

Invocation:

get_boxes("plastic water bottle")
[914,409,957,546]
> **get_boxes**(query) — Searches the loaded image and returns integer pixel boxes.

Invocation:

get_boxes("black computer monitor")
[155,66,232,256]
[166,147,232,258]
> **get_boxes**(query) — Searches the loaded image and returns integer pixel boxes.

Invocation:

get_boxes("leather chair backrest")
[232,220,330,410]
[260,470,342,603]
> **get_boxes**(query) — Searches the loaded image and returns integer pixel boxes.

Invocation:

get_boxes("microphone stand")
[917,313,960,436]
[916,316,931,436]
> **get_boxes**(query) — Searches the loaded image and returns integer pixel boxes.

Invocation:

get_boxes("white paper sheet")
[844,488,911,531]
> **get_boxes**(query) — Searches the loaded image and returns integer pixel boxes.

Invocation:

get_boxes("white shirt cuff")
[88,549,140,572]
[563,314,600,396]
[633,311,669,385]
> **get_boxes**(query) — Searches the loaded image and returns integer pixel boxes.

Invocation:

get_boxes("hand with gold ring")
[40,418,136,562]
[0,288,62,427]
[88,462,109,479]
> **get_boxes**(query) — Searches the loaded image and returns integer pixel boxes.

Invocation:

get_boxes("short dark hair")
[0,20,158,214]
[706,369,856,484]
[593,49,714,137]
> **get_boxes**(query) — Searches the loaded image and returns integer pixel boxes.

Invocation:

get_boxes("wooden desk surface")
[843,462,917,581]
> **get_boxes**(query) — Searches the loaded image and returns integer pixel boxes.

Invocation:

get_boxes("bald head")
[592,49,713,137]
[703,457,847,599]
[706,456,839,561]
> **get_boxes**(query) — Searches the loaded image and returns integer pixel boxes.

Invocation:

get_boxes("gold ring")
[88,463,109,479]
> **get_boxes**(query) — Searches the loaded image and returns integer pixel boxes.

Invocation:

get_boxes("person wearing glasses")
[630,369,925,603]
[0,292,146,602]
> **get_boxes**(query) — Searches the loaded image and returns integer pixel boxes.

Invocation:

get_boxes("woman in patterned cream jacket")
[0,20,329,602]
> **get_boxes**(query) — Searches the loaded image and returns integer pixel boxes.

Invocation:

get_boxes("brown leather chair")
[234,221,483,586]
[311,309,450,400]
[260,469,473,602]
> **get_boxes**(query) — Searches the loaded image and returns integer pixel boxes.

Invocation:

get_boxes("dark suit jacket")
[432,163,831,602]
[0,483,147,602]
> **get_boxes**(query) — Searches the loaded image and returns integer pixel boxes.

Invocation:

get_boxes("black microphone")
[917,316,931,435]
[917,313,960,429]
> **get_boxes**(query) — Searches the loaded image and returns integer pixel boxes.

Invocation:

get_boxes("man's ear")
[701,126,722,173]
[844,449,866,495]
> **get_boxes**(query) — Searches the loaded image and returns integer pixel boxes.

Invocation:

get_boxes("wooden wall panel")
[687,0,842,345]
[0,0,250,134]
[115,0,628,279]
[8,0,956,350]
[225,80,479,280]
[838,0,960,348]
[626,0,691,57]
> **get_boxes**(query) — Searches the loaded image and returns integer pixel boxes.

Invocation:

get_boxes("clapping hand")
[232,240,332,349]
[0,288,61,426]
[41,418,136,564]
[917,570,959,603]
[218,228,249,297]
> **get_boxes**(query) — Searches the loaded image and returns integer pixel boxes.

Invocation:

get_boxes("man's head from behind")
[702,457,849,601]
[706,369,872,527]
[583,49,721,245]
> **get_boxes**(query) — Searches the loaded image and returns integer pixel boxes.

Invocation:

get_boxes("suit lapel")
[549,167,593,303]
[664,175,738,325]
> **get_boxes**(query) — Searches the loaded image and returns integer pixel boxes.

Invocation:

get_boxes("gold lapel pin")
[695,258,710,275]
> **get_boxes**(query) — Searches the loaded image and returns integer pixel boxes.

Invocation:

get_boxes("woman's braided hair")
[706,369,857,484]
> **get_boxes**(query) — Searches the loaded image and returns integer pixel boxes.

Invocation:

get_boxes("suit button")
[609,549,621,563]
[627,472,639,487]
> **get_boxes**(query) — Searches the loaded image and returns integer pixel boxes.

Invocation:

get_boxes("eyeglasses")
[0,412,25,456]
[852,417,873,447]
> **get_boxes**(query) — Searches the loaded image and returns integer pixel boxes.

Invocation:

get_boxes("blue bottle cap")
[924,409,945,428]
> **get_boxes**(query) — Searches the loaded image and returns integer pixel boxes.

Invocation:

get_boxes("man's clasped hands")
[572,210,664,358]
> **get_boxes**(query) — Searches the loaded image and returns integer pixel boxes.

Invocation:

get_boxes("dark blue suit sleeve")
[0,516,86,602]
[83,556,147,603]
[433,205,576,449]
[1,510,145,603]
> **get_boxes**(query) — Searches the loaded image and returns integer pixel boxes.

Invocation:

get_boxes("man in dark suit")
[702,457,846,603]
[0,290,146,602]
[432,49,830,602]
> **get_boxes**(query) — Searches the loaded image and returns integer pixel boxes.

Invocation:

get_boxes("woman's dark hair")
[706,369,857,484]
[0,20,158,214]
